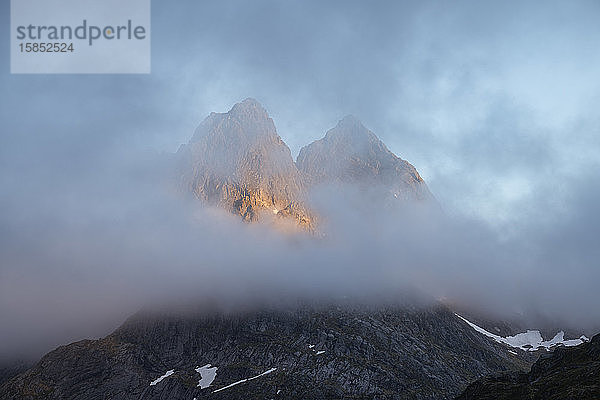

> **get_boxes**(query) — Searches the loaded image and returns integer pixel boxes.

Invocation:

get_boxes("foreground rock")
[456,333,600,400]
[0,304,529,400]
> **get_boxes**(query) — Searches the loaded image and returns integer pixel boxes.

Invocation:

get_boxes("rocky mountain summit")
[297,115,432,202]
[457,333,600,400]
[0,304,531,400]
[177,98,313,229]
[176,99,433,230]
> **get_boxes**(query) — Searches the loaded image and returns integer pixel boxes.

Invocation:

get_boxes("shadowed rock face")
[297,115,433,202]
[0,304,531,400]
[456,333,600,400]
[177,98,314,229]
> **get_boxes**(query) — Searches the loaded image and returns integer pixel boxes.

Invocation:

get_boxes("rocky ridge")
[297,115,432,202]
[0,304,531,400]
[177,99,433,230]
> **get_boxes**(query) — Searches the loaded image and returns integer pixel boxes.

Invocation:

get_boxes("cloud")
[1,145,599,361]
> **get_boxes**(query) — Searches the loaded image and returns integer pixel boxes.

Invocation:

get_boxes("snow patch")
[149,369,174,386]
[455,313,587,351]
[308,344,325,355]
[195,364,218,389]
[213,368,277,393]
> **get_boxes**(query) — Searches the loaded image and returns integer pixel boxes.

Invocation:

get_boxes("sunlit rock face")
[176,99,434,231]
[177,98,314,230]
[297,115,433,203]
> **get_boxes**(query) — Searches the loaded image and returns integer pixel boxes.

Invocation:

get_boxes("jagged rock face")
[0,304,531,400]
[297,115,433,202]
[177,98,313,229]
[456,333,600,400]
[177,101,434,230]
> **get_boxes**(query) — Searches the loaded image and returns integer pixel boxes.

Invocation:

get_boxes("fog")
[1,0,600,360]
[1,144,599,360]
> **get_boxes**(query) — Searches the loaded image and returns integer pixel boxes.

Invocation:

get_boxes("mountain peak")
[189,98,274,145]
[229,97,269,120]
[297,117,432,201]
[325,115,376,144]
[338,114,363,127]
[178,99,314,230]
[180,99,432,229]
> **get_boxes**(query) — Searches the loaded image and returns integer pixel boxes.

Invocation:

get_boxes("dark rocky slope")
[0,363,29,388]
[0,304,530,400]
[456,333,600,400]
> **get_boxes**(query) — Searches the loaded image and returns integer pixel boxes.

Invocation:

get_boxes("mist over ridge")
[1,96,599,363]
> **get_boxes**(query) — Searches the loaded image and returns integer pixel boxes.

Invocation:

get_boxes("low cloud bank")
[1,149,600,361]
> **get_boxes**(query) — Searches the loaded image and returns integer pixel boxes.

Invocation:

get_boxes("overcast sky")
[1,0,600,359]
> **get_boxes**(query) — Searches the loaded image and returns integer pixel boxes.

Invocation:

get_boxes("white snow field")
[195,364,218,389]
[456,313,588,351]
